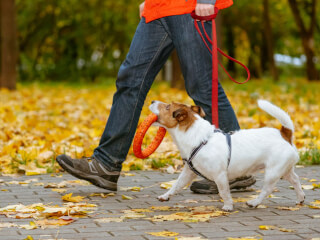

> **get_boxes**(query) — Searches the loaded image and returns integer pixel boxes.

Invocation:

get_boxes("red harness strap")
[191,9,250,127]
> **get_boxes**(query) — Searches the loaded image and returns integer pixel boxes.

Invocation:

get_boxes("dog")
[149,100,305,211]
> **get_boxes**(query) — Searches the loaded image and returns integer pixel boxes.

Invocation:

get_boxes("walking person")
[56,0,256,194]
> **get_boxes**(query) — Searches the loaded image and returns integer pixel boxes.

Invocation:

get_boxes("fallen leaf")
[309,179,318,182]
[256,205,267,209]
[146,231,179,237]
[24,236,34,240]
[123,212,147,219]
[19,221,37,230]
[52,188,67,193]
[276,206,300,211]
[259,225,295,232]
[278,227,295,232]
[61,193,84,203]
[313,183,320,189]
[301,185,314,190]
[0,223,17,228]
[120,186,142,192]
[25,168,47,176]
[259,225,274,230]
[121,195,133,200]
[160,180,176,189]
[35,218,75,228]
[95,217,123,223]
[122,173,135,177]
[312,215,320,219]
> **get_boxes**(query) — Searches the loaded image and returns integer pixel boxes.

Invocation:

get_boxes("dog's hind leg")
[158,165,196,202]
[283,167,305,204]
[247,165,285,208]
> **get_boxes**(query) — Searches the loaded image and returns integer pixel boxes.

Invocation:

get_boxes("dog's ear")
[173,108,188,122]
[191,105,206,118]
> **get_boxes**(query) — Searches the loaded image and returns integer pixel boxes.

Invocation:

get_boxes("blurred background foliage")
[11,0,319,83]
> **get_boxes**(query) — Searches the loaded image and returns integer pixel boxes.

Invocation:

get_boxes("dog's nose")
[151,100,155,104]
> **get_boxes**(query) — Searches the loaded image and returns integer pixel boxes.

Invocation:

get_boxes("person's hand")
[139,2,145,19]
[195,3,215,17]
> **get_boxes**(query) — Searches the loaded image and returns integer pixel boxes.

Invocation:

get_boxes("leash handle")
[190,7,219,21]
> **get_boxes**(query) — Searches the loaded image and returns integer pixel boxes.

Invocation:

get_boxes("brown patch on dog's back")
[280,126,292,144]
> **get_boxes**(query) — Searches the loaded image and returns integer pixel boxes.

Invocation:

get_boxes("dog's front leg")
[158,165,196,202]
[214,172,233,211]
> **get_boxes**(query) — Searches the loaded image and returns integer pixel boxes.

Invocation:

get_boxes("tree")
[0,0,17,90]
[288,0,319,80]
[263,0,278,81]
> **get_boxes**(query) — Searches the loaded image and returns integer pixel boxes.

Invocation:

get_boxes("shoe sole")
[190,177,256,194]
[56,156,117,191]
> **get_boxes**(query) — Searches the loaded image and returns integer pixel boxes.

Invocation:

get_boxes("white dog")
[149,100,305,211]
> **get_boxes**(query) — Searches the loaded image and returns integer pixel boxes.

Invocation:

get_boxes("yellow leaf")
[19,221,37,230]
[312,183,320,189]
[24,236,33,240]
[121,195,133,200]
[52,188,67,193]
[147,231,179,237]
[259,225,274,230]
[25,168,47,176]
[309,179,318,182]
[120,186,141,192]
[61,193,84,203]
[160,180,176,189]
[122,173,135,176]
[276,206,300,211]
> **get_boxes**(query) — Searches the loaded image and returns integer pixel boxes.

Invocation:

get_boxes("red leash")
[191,8,250,127]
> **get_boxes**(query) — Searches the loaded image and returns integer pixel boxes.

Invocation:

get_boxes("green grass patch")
[299,144,320,165]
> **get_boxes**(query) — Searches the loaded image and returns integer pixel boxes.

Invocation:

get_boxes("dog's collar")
[182,129,232,181]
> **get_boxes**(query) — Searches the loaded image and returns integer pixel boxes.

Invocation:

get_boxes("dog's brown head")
[150,101,205,131]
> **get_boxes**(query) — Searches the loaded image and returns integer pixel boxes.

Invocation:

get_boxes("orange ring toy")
[133,113,166,159]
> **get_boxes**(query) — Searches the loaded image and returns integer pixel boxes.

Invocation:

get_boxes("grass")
[299,144,320,165]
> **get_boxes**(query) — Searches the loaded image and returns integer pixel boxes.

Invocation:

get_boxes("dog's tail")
[258,100,294,144]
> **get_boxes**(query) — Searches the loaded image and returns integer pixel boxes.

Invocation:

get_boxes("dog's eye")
[166,105,170,110]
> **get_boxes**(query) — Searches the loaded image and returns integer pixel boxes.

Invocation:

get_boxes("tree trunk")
[288,0,319,81]
[225,27,236,74]
[171,50,185,90]
[263,0,279,81]
[0,0,17,90]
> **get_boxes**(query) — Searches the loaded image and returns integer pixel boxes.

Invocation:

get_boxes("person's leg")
[57,18,174,190]
[164,14,255,193]
[93,18,174,171]
[164,15,239,133]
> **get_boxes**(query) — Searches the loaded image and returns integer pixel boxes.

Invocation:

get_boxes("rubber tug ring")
[133,113,166,159]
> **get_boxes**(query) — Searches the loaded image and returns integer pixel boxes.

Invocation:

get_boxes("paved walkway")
[0,166,320,240]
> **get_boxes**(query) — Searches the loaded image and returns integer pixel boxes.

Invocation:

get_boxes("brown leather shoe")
[56,154,119,191]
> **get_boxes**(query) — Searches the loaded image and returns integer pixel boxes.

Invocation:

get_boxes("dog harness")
[182,129,232,180]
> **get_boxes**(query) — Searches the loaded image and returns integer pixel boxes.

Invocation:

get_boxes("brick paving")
[0,166,320,240]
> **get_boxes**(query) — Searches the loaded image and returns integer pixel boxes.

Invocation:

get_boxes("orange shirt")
[142,0,233,23]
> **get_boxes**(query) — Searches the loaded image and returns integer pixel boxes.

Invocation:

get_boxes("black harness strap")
[182,129,232,180]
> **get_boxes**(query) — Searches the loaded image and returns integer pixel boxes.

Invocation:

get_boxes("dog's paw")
[157,195,170,202]
[296,194,305,205]
[222,205,233,212]
[246,199,259,208]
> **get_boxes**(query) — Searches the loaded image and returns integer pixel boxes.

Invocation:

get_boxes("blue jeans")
[93,14,240,171]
